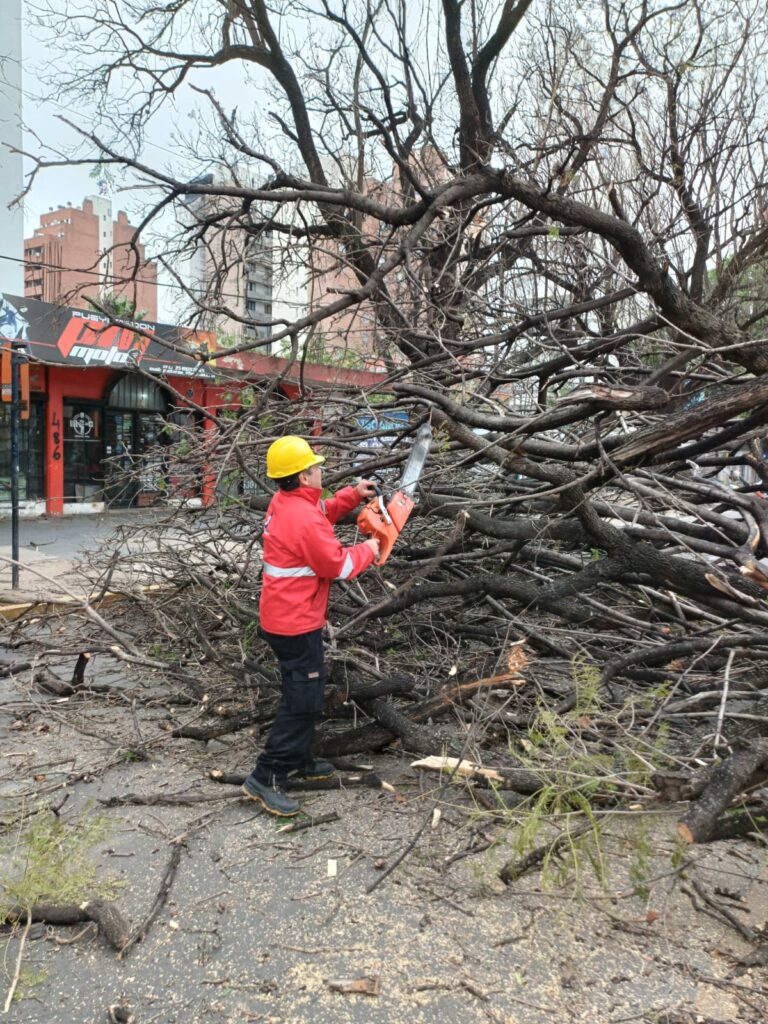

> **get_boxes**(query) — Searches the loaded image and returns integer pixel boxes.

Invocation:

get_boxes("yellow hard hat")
[266,435,325,479]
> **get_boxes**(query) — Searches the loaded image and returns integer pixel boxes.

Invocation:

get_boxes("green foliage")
[148,642,175,662]
[88,166,116,194]
[669,834,689,871]
[1,808,118,1004]
[88,291,147,322]
[628,817,654,900]
[243,620,260,655]
[571,654,602,717]
[367,392,394,406]
[13,965,48,1001]
[616,719,671,792]
[639,679,673,710]
[1,806,116,913]
[527,707,569,751]
[495,656,675,893]
[280,331,366,369]
[121,749,145,763]
[507,787,607,893]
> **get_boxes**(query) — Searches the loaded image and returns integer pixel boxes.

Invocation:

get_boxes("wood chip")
[327,975,380,996]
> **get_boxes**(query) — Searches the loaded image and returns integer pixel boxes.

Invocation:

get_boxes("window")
[0,402,45,502]
[108,375,167,412]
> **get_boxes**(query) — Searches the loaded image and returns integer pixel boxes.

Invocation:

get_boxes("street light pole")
[10,341,26,590]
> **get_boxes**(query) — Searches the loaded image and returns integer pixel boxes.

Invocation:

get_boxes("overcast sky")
[15,0,268,320]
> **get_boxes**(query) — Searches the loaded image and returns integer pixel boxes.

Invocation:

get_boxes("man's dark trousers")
[254,627,325,785]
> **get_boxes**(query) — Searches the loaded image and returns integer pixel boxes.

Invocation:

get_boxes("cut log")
[170,702,274,740]
[1,899,131,952]
[359,698,459,756]
[316,723,394,756]
[71,652,92,687]
[34,667,79,697]
[33,666,112,697]
[412,755,547,794]
[652,771,710,803]
[690,807,768,843]
[326,675,417,705]
[677,739,768,843]
[411,756,504,783]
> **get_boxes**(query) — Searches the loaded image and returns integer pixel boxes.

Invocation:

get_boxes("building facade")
[0,292,386,517]
[178,177,278,348]
[177,175,310,353]
[24,197,158,321]
[0,293,213,514]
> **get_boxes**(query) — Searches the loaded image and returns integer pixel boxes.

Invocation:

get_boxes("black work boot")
[296,760,336,781]
[241,774,300,816]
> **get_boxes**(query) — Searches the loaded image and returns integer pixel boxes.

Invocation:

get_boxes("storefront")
[0,293,216,515]
[1,293,389,517]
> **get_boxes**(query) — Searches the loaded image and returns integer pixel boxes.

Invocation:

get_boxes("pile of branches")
[39,383,763,852]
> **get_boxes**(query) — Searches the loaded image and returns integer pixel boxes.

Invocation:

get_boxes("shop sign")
[0,294,215,379]
[57,318,151,367]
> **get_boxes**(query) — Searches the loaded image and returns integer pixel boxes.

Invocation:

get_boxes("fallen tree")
[12,0,768,852]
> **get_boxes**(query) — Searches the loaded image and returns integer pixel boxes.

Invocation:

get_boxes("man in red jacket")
[242,435,380,815]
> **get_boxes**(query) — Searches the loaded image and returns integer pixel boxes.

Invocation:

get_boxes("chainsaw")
[357,423,432,566]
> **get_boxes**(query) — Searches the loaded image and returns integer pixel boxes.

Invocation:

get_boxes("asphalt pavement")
[0,509,160,605]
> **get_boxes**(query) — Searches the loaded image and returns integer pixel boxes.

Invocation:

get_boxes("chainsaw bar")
[398,423,432,496]
[356,422,432,566]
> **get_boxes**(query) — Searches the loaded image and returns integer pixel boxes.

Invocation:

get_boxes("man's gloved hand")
[355,478,378,499]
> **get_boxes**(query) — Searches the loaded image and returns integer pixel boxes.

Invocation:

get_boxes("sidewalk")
[0,510,159,609]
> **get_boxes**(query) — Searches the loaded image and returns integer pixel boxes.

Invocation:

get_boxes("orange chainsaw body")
[357,489,415,566]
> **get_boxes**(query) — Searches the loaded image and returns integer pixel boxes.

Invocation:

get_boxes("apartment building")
[24,197,158,320]
[176,163,423,369]
[178,174,308,352]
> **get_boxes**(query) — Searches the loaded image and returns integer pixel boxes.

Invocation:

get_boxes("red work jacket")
[258,484,375,635]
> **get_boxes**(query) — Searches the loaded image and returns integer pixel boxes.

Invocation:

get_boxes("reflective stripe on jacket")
[258,484,375,636]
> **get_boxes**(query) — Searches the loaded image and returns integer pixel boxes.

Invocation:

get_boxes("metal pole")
[10,341,22,589]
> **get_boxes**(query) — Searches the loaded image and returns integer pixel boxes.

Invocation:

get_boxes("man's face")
[300,462,322,487]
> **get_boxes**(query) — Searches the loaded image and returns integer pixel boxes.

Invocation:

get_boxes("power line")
[1,250,160,289]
